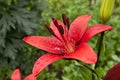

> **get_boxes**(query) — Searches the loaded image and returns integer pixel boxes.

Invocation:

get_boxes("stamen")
[62,14,67,25]
[62,14,70,29]
[58,25,64,35]
[52,17,59,27]
[51,17,55,21]
[66,18,70,29]
[52,17,64,36]
[44,24,57,37]
[51,17,66,42]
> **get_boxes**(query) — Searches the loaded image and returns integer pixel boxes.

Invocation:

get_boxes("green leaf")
[95,67,105,78]
[79,66,92,80]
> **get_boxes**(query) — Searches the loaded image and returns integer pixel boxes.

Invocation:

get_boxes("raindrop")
[54,47,61,51]
[51,40,57,44]
[32,40,37,43]
[45,59,49,63]
[53,56,58,59]
[39,64,43,67]
[72,30,75,33]
[36,62,40,65]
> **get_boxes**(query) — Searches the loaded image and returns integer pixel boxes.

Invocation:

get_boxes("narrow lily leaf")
[11,69,21,80]
[50,20,68,41]
[79,65,92,80]
[80,24,112,43]
[68,15,91,44]
[104,63,120,80]
[32,53,63,76]
[24,74,36,80]
[95,67,105,79]
[64,43,97,64]
[23,36,64,54]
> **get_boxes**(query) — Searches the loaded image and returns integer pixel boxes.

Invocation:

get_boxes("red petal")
[11,69,21,80]
[24,74,36,80]
[68,15,91,44]
[64,43,97,64]
[50,20,68,42]
[23,36,64,54]
[80,24,112,43]
[32,53,63,76]
[104,63,120,80]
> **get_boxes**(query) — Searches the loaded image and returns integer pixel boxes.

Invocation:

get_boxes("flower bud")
[100,0,115,23]
[104,63,120,80]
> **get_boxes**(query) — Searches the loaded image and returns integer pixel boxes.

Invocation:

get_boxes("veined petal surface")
[32,53,63,76]
[23,36,64,54]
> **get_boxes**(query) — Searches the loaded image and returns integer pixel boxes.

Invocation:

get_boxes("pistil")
[64,41,74,53]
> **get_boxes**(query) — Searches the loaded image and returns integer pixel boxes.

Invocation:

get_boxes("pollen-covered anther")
[58,25,64,35]
[66,17,70,29]
[52,17,59,27]
[62,14,67,25]
[62,14,70,29]
[52,17,65,36]
[44,24,57,38]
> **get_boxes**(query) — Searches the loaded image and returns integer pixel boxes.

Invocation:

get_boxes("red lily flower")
[23,14,112,77]
[104,63,120,80]
[11,69,36,80]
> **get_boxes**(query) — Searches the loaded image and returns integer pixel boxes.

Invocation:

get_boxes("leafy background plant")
[0,0,120,80]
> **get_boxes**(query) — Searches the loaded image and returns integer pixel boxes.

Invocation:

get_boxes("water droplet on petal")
[54,47,61,51]
[53,56,58,59]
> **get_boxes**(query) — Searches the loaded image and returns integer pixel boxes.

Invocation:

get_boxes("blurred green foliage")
[0,0,120,80]
[0,0,43,79]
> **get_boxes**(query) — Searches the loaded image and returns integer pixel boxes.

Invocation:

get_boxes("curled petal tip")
[11,69,21,80]
[23,36,28,41]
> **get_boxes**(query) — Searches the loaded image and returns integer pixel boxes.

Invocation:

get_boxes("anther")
[58,25,64,35]
[44,24,57,37]
[52,17,59,27]
[62,14,67,25]
[52,17,64,36]
[66,18,70,29]
[62,14,70,29]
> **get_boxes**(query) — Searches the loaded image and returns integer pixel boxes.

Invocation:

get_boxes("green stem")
[92,32,105,80]
[95,32,105,69]
[83,64,99,78]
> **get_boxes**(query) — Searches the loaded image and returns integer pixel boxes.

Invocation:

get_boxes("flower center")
[64,42,74,53]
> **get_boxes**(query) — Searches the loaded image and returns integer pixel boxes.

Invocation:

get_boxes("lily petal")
[64,43,97,64]
[32,53,63,76]
[24,74,36,80]
[11,69,21,80]
[80,24,112,43]
[68,15,91,44]
[23,36,64,54]
[50,20,68,41]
